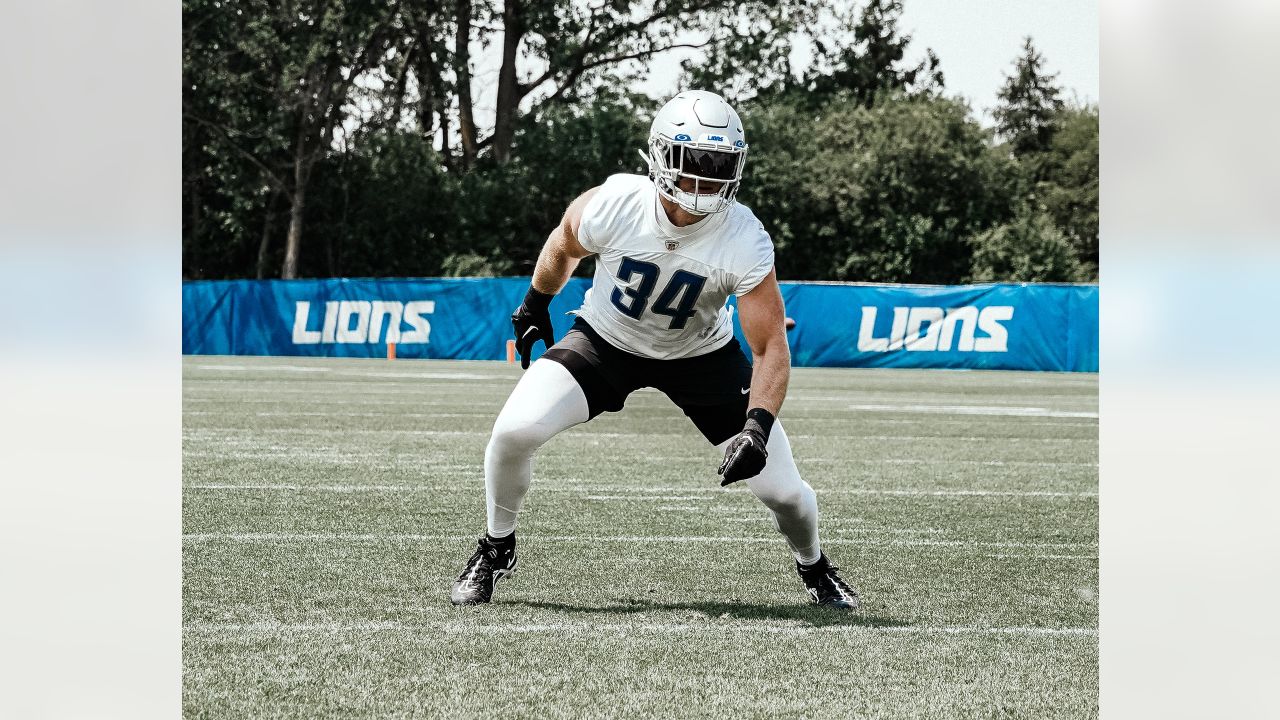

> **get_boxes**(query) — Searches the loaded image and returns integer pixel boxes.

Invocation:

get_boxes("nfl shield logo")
[665,240,680,251]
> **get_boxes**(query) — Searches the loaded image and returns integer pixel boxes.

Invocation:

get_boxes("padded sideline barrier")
[182,278,1097,372]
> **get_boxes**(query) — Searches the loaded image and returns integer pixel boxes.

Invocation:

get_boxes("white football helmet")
[642,90,748,216]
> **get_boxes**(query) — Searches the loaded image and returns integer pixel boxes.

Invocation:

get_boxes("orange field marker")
[506,339,516,363]
[387,342,397,360]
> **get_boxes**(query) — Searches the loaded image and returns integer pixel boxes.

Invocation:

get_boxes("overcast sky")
[632,0,1098,125]
[457,0,1098,132]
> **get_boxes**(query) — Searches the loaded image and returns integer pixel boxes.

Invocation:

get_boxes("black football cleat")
[797,553,860,610]
[450,535,518,606]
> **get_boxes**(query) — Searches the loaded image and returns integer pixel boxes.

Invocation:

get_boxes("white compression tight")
[716,424,822,565]
[483,359,822,564]
[485,360,590,537]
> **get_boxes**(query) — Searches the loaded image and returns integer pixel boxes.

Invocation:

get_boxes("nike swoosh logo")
[522,326,539,339]
[740,387,751,394]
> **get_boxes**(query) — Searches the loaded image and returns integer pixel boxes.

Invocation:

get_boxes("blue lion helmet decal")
[673,133,692,142]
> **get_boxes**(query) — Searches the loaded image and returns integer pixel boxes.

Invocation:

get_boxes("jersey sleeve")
[732,222,776,296]
[575,191,608,254]
[576,174,638,253]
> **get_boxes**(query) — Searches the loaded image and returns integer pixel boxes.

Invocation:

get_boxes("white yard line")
[182,620,1096,637]
[191,365,510,381]
[185,428,491,437]
[185,484,1096,498]
[183,398,489,406]
[987,554,1098,560]
[847,404,1098,418]
[181,408,1099,429]
[184,381,513,390]
[183,426,1096,443]
[787,417,1098,428]
[194,364,330,373]
[181,532,1095,550]
[797,457,1097,468]
[584,494,712,501]
[875,458,1098,468]
[842,488,1097,497]
[330,370,503,381]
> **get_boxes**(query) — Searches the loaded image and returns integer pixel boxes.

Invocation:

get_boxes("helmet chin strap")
[671,188,715,216]
[640,146,726,216]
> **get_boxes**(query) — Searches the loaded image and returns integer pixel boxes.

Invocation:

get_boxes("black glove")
[717,408,775,486]
[512,287,556,369]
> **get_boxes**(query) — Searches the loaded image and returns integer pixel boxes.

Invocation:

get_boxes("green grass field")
[183,355,1098,719]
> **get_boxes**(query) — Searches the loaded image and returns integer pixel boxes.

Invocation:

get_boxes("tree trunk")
[282,149,307,278]
[255,192,278,279]
[492,0,523,165]
[454,0,478,167]
[439,98,452,169]
[389,40,418,128]
[186,175,201,280]
[415,34,435,136]
[282,188,304,279]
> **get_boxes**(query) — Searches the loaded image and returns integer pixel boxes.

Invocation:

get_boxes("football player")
[451,90,859,610]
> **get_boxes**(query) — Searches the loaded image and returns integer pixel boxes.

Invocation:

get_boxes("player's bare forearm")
[748,339,790,416]
[530,187,599,295]
[530,231,581,295]
[718,270,788,486]
[737,269,790,416]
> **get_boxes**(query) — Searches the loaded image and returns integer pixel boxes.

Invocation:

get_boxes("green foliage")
[447,90,654,277]
[300,131,459,278]
[967,207,1086,283]
[439,252,515,278]
[993,37,1065,159]
[743,92,1016,283]
[183,1,1098,285]
[1038,105,1099,276]
[800,0,944,108]
[988,39,1097,279]
[679,2,821,102]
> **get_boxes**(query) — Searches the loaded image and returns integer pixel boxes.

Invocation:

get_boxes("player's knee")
[757,479,816,516]
[487,419,550,458]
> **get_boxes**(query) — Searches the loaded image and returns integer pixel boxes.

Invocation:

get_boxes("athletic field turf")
[183,355,1098,719]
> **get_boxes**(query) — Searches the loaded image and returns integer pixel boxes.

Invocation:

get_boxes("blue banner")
[183,278,1097,371]
[775,282,1098,372]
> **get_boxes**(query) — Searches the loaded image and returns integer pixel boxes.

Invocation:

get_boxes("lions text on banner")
[182,278,1097,371]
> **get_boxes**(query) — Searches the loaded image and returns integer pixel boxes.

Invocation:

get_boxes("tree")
[797,0,943,109]
[1039,104,1099,277]
[742,91,1016,283]
[967,206,1085,283]
[678,1,821,103]
[183,0,405,278]
[992,36,1064,158]
[449,87,654,274]
[301,130,459,278]
[182,1,1096,285]
[480,0,819,163]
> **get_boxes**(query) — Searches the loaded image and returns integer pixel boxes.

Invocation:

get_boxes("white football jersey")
[573,174,775,359]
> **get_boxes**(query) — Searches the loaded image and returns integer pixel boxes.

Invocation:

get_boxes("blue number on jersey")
[610,257,707,329]
[610,257,660,319]
[651,270,706,329]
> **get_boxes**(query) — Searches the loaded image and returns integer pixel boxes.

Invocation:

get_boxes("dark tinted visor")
[679,147,739,180]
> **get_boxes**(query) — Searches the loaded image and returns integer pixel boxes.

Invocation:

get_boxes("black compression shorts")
[542,317,753,445]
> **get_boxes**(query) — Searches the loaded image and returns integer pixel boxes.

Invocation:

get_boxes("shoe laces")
[822,566,858,600]
[457,538,501,586]
[802,560,857,600]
